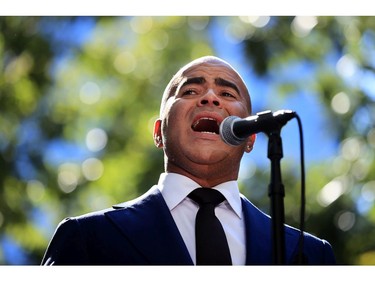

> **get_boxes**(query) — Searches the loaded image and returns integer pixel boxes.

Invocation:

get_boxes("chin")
[189,150,226,165]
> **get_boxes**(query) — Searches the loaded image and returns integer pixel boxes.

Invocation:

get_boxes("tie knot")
[188,188,226,207]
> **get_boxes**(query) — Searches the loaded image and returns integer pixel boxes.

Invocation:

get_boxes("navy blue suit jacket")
[41,186,336,265]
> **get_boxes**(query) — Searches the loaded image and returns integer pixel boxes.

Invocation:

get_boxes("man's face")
[154,58,254,182]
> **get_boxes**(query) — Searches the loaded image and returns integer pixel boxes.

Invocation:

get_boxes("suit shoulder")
[60,185,161,224]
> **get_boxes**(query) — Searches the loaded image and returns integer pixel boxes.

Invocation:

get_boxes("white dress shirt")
[157,172,246,265]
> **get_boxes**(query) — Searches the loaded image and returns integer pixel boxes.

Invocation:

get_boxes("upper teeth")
[193,117,217,128]
[191,117,220,135]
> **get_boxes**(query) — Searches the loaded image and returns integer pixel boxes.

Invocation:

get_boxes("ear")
[153,119,163,148]
[245,134,256,153]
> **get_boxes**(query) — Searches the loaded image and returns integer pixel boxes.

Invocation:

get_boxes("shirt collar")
[157,172,242,219]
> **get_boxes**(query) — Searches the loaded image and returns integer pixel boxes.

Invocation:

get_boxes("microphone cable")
[294,113,306,264]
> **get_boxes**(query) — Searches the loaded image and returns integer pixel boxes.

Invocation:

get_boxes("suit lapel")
[241,196,273,264]
[105,187,193,265]
[241,195,300,264]
[104,188,300,265]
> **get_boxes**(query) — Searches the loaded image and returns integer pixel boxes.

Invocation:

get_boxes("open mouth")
[191,117,220,135]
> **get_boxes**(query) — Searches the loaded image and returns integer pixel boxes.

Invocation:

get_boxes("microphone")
[220,110,296,146]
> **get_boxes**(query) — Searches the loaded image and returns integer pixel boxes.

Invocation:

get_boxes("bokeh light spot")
[82,158,104,181]
[225,23,247,44]
[331,91,350,114]
[336,211,356,232]
[26,180,46,203]
[150,30,169,50]
[291,16,318,37]
[86,128,108,152]
[341,137,363,161]
[130,17,153,34]
[114,52,137,74]
[79,81,101,105]
[317,179,346,207]
[362,181,375,202]
[240,16,270,28]
[336,54,358,78]
[57,163,81,193]
[187,17,209,31]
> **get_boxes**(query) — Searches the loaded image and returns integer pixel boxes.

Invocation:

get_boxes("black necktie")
[188,188,232,265]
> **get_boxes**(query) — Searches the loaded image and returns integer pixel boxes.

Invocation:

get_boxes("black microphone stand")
[221,109,296,264]
[266,128,286,265]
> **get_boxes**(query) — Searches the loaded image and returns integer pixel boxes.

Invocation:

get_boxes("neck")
[165,162,239,188]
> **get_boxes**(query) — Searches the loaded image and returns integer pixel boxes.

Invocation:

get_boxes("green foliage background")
[0,16,375,265]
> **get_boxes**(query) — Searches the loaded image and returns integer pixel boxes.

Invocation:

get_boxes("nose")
[199,89,221,107]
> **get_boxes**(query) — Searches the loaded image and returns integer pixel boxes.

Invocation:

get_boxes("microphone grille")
[219,116,245,146]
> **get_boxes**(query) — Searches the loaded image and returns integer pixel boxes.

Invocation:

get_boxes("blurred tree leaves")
[0,16,375,265]
[238,16,375,265]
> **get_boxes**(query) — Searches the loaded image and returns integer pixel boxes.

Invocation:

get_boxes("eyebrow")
[180,77,206,88]
[180,76,240,95]
[215,77,240,95]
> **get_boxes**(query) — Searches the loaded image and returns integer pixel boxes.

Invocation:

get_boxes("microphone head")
[219,116,246,146]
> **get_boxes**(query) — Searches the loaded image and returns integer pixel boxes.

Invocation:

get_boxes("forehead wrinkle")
[160,57,252,116]
[181,77,240,96]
